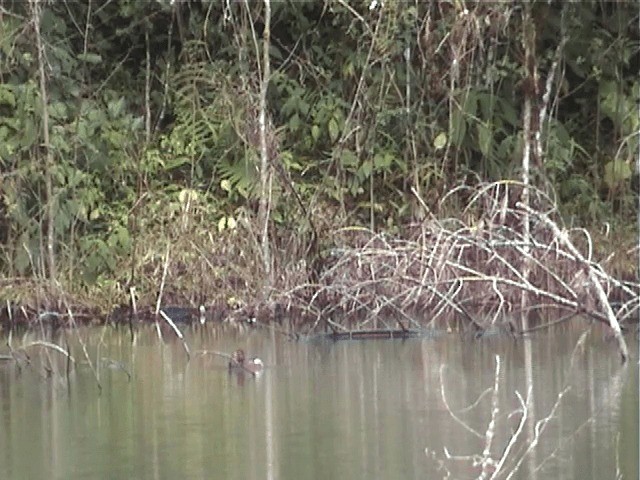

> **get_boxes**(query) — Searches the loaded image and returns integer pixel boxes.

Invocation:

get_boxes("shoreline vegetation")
[0,3,638,362]
[2,182,638,361]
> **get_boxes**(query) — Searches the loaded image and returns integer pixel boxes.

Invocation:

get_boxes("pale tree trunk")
[520,2,537,333]
[257,0,273,295]
[30,0,56,286]
[637,8,640,327]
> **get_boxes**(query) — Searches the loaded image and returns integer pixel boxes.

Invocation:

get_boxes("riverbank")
[2,184,638,348]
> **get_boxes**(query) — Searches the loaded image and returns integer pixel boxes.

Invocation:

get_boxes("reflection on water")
[0,324,637,480]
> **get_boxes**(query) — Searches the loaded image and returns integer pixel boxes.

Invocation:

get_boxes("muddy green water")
[0,324,637,480]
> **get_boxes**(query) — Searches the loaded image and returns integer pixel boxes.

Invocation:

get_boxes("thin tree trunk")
[257,0,273,294]
[520,2,537,332]
[637,9,640,327]
[31,0,56,285]
[145,27,151,143]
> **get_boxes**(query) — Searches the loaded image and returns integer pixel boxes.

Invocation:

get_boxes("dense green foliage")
[0,1,638,298]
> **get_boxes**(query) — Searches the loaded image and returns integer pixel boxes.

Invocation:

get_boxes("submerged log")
[329,329,423,340]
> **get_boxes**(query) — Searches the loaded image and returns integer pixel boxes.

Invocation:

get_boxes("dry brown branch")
[276,181,638,348]
[516,202,629,361]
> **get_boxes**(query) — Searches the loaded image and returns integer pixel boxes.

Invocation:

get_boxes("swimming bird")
[228,349,264,375]
[228,348,246,368]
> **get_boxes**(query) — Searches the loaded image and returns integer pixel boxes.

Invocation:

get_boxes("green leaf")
[108,97,125,118]
[77,53,102,64]
[603,160,632,189]
[112,225,131,250]
[165,156,190,170]
[450,109,466,147]
[311,125,321,141]
[499,99,519,127]
[433,132,447,150]
[0,125,16,156]
[463,91,477,118]
[328,117,339,143]
[340,149,358,168]
[359,160,372,179]
[49,102,68,120]
[477,123,492,157]
[15,247,31,275]
[281,96,297,116]
[288,113,300,132]
[477,92,496,121]
[20,119,37,148]
[298,100,310,116]
[373,152,393,170]
[0,85,16,107]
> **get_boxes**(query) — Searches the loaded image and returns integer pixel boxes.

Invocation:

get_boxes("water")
[0,324,637,479]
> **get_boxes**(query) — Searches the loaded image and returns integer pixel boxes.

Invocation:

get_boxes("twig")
[159,309,191,360]
[154,244,171,341]
[129,286,137,341]
[439,364,483,439]
[196,349,233,359]
[101,357,132,381]
[503,387,570,480]
[479,355,501,479]
[67,305,101,391]
[491,388,529,479]
[517,202,629,362]
[20,341,74,361]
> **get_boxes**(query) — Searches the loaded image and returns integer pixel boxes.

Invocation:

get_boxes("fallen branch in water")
[66,304,101,391]
[101,357,132,381]
[428,354,572,479]
[271,181,637,361]
[154,244,171,342]
[196,349,233,360]
[517,202,628,362]
[19,340,76,363]
[159,309,191,360]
